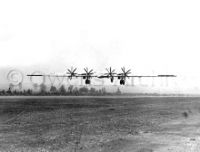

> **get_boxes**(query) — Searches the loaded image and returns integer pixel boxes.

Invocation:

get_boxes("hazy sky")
[0,0,200,76]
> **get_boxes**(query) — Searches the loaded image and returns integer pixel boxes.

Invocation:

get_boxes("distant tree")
[59,85,67,95]
[23,89,27,95]
[18,82,22,90]
[18,91,23,95]
[40,83,47,95]
[98,89,102,95]
[116,88,121,95]
[50,86,57,94]
[13,90,17,95]
[79,87,89,94]
[90,87,96,95]
[1,90,5,95]
[6,87,12,94]
[27,89,33,95]
[101,87,106,95]
[68,85,74,94]
[73,87,79,96]
[9,83,14,91]
[33,83,39,90]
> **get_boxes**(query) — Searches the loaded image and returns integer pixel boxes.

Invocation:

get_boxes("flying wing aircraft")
[27,67,176,85]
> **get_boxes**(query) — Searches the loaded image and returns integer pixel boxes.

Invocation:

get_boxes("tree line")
[0,84,122,96]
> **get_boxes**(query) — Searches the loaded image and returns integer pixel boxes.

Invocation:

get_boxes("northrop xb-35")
[27,67,176,85]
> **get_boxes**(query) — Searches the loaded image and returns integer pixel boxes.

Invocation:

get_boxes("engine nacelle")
[83,76,86,79]
[85,79,91,84]
[120,79,125,85]
[118,76,121,79]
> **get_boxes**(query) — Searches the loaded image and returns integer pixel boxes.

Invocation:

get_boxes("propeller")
[84,67,94,76]
[105,67,116,76]
[121,67,131,77]
[66,67,77,79]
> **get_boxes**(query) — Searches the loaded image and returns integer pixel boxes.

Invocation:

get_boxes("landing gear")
[120,79,125,85]
[111,77,114,83]
[85,79,91,84]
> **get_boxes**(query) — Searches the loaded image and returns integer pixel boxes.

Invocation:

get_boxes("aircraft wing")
[127,75,177,78]
[27,74,176,78]
[27,74,75,77]
[77,75,98,77]
[98,75,110,78]
[98,75,176,78]
[27,74,99,78]
[127,75,176,77]
[156,75,177,77]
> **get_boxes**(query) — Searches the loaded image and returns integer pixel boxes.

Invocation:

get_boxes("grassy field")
[0,96,200,152]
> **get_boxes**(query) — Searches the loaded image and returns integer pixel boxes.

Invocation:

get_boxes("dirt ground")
[0,96,200,152]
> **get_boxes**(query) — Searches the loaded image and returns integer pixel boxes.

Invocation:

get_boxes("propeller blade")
[67,69,72,73]
[106,68,109,73]
[84,68,88,73]
[73,68,77,73]
[111,69,115,73]
[89,69,93,74]
[126,69,131,74]
[121,67,126,73]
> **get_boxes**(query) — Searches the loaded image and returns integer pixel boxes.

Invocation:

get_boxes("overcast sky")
[0,0,200,76]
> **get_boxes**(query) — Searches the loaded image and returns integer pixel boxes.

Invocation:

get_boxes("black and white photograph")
[0,0,200,151]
